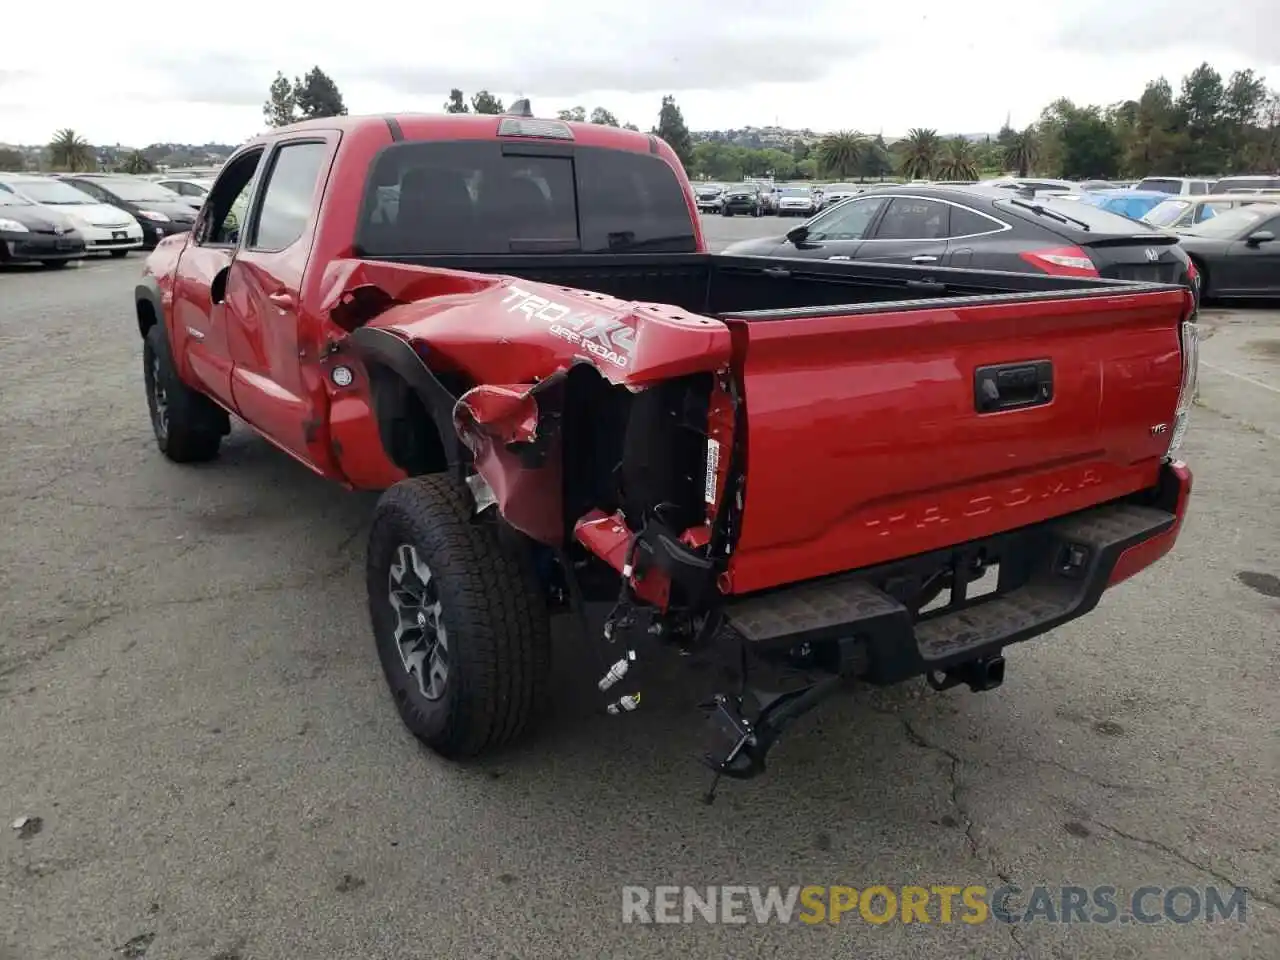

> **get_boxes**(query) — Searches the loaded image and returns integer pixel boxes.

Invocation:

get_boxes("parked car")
[1133,176,1214,196]
[58,174,196,248]
[132,111,1194,785]
[723,185,1195,292]
[1141,193,1278,230]
[0,184,86,267]
[153,177,213,210]
[817,182,861,208]
[693,182,724,213]
[720,183,763,216]
[748,181,780,214]
[1078,180,1121,191]
[1209,175,1280,194]
[775,185,819,217]
[1075,189,1171,222]
[0,173,143,256]
[1172,202,1280,299]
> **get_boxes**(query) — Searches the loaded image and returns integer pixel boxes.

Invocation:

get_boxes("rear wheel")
[367,475,551,759]
[142,323,227,462]
[110,249,130,259]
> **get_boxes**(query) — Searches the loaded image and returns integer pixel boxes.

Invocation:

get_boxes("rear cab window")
[355,139,697,256]
[1135,178,1183,195]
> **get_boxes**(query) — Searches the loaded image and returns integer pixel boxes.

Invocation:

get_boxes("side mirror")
[785,225,810,244]
[1246,230,1275,246]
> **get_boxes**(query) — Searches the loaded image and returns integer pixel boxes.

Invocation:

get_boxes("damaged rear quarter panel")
[341,260,734,544]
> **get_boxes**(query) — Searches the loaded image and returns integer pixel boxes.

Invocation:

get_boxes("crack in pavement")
[898,717,1031,958]
[1087,817,1279,911]
[0,560,358,681]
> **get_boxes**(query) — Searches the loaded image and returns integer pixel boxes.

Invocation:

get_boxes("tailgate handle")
[974,360,1054,413]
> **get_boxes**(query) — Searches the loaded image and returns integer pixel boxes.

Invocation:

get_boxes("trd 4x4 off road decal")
[500,284,635,369]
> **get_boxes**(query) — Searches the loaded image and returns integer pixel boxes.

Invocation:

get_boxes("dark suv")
[720,184,763,217]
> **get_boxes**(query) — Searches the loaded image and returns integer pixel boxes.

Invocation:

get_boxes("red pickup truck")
[135,106,1198,785]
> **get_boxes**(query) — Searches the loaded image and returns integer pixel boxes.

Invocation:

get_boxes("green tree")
[48,129,95,172]
[622,122,640,132]
[117,150,153,174]
[1042,101,1120,178]
[652,95,693,170]
[443,89,469,113]
[937,136,980,180]
[471,91,505,114]
[589,107,618,126]
[858,135,894,180]
[1222,69,1268,165]
[262,72,297,127]
[897,128,940,179]
[0,147,24,171]
[1003,126,1040,177]
[294,67,347,120]
[557,106,587,122]
[816,130,865,179]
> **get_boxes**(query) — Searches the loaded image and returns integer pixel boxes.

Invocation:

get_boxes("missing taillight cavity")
[1018,245,1100,278]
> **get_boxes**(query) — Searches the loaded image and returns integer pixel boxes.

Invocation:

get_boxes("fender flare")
[134,275,164,338]
[346,326,465,471]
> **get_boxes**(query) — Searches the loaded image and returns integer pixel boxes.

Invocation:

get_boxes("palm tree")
[49,129,95,172]
[817,130,866,180]
[898,128,941,180]
[118,150,153,175]
[936,137,980,181]
[1003,127,1039,177]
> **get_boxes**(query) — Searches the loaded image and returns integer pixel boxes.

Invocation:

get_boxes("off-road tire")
[367,475,551,759]
[142,322,227,463]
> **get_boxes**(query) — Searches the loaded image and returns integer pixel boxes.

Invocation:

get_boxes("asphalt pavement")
[2,221,1279,960]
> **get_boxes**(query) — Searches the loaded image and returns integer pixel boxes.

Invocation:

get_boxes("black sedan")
[720,185,763,217]
[723,185,1195,289]
[58,175,196,248]
[0,186,85,267]
[1172,203,1280,299]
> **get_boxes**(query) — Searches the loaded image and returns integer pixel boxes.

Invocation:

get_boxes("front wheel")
[110,249,130,259]
[367,475,551,759]
[40,260,70,269]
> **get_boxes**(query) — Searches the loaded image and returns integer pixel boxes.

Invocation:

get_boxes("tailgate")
[721,287,1189,595]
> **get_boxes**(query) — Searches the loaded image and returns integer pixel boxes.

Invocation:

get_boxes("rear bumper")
[722,460,1192,685]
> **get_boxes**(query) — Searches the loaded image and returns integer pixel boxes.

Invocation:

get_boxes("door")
[170,148,264,405]
[855,196,950,265]
[787,195,889,260]
[223,137,336,470]
[1229,214,1280,293]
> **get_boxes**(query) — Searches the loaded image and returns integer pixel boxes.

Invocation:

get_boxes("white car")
[775,186,820,217]
[818,183,862,209]
[153,177,212,211]
[0,174,143,256]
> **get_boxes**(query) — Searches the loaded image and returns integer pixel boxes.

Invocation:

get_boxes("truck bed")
[360,251,1166,321]
[342,251,1191,598]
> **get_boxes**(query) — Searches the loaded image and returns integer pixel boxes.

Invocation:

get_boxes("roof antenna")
[508,98,534,118]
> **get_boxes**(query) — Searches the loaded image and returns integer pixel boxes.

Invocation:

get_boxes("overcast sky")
[2,0,1276,146]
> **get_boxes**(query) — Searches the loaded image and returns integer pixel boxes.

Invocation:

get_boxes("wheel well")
[136,298,158,339]
[365,362,450,476]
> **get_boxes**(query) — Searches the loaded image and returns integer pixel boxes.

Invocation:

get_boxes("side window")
[196,150,262,246]
[1197,203,1229,223]
[947,205,1003,237]
[873,198,948,240]
[807,197,886,241]
[1189,181,1208,195]
[74,181,106,202]
[249,142,328,252]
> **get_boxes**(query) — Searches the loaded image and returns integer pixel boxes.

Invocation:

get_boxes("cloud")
[1053,0,1280,62]
[141,54,272,107]
[364,31,869,98]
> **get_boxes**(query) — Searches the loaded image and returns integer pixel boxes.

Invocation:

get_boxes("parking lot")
[2,214,1279,960]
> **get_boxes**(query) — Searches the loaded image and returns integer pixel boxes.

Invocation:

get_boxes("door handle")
[762,267,791,278]
[911,255,939,263]
[827,255,852,261]
[268,290,295,309]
